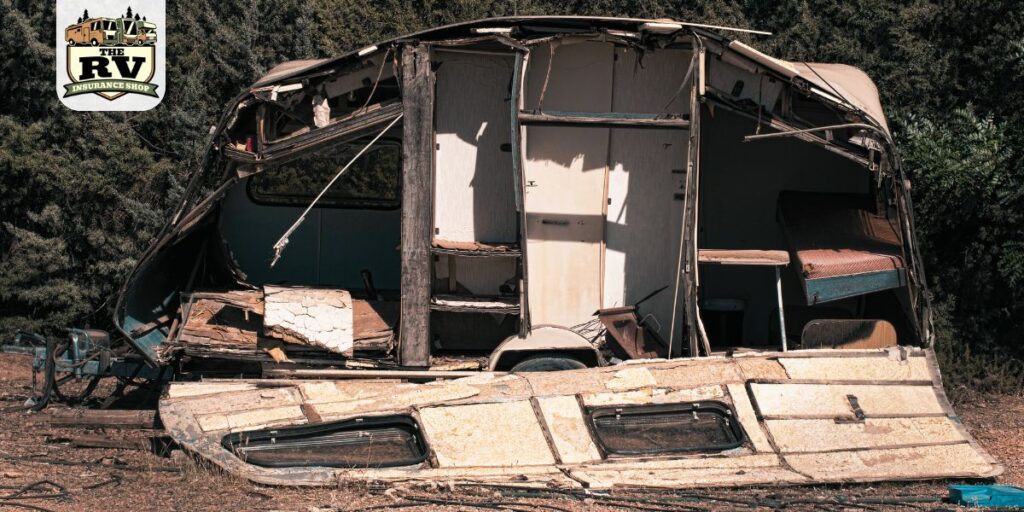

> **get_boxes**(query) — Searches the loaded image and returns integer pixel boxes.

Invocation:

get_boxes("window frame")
[245,139,403,211]
[587,401,746,457]
[221,415,429,469]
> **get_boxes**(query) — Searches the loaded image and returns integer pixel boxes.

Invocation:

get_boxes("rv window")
[589,402,745,456]
[222,415,428,468]
[248,142,401,209]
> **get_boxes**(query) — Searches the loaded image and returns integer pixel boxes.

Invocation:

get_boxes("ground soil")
[0,351,1021,511]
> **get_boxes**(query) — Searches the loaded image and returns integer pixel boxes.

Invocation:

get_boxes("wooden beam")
[398,44,435,367]
[518,110,690,129]
[263,368,505,380]
[38,409,160,430]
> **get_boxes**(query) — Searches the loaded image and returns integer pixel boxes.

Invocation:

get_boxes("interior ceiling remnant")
[160,348,1001,488]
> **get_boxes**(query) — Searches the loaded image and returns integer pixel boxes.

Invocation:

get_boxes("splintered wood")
[263,286,354,356]
[165,288,397,361]
[159,348,1003,488]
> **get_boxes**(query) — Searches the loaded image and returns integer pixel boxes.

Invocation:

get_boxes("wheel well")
[491,349,600,372]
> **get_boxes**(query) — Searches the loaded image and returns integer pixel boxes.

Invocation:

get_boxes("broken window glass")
[222,416,427,468]
[589,402,745,456]
[248,141,401,209]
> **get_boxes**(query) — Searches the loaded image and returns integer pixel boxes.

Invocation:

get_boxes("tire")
[510,355,587,372]
[90,39,98,46]
[135,39,143,45]
[68,40,76,46]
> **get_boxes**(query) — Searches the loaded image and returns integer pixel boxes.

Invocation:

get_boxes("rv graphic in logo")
[56,1,165,111]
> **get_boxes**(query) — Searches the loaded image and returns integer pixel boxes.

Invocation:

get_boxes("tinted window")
[249,142,401,209]
[589,402,745,456]
[222,416,427,468]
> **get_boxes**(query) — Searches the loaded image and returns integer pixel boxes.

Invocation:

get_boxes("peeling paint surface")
[263,286,354,355]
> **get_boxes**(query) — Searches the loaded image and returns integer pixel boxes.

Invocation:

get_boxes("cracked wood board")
[750,383,945,418]
[582,385,725,407]
[766,417,967,453]
[777,355,931,381]
[419,401,556,467]
[727,383,774,452]
[536,395,602,463]
[313,382,480,420]
[569,454,807,489]
[263,286,354,356]
[784,443,1001,481]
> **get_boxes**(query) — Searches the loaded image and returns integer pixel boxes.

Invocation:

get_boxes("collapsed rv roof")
[251,16,890,135]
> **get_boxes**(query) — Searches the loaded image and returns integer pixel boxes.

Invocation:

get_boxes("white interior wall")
[706,55,784,111]
[522,41,613,327]
[603,47,692,343]
[521,41,694,333]
[433,51,517,244]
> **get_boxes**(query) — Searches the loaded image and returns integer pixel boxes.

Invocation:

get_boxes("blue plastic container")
[949,484,1024,508]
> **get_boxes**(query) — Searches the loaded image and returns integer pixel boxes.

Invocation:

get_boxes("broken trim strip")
[519,110,690,129]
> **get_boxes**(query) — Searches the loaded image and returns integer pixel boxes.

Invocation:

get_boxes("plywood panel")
[314,381,479,419]
[418,401,556,467]
[263,286,354,355]
[174,387,301,416]
[524,40,615,111]
[573,466,806,490]
[750,383,945,417]
[784,443,999,480]
[434,52,517,243]
[571,453,805,489]
[726,383,773,452]
[778,356,931,381]
[160,350,1003,487]
[766,417,966,453]
[583,385,725,407]
[604,127,687,335]
[166,382,261,398]
[536,396,602,463]
[197,405,306,432]
[522,41,614,327]
[602,48,691,339]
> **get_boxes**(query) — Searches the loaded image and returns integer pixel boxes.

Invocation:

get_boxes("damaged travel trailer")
[107,16,1002,486]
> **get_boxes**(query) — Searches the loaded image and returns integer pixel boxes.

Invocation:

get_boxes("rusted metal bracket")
[596,306,668,360]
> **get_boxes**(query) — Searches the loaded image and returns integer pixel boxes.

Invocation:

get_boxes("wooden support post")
[399,44,435,367]
[511,50,530,335]
[671,46,706,358]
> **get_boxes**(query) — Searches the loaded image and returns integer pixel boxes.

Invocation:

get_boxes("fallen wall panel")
[161,347,1001,488]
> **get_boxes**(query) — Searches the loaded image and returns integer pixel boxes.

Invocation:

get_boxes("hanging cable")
[270,113,403,267]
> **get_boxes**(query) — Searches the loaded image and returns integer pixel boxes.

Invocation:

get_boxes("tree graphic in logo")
[63,7,159,100]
